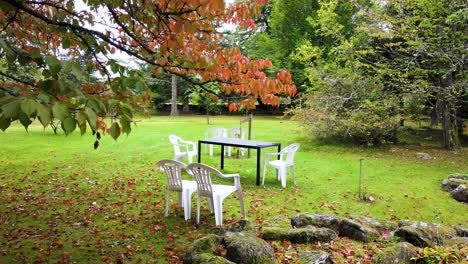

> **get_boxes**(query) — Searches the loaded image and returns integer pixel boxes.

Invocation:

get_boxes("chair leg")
[165,190,171,217]
[214,196,222,226]
[207,197,214,213]
[183,190,192,221]
[291,165,296,186]
[187,155,193,164]
[237,189,245,219]
[178,192,183,207]
[196,194,201,224]
[209,145,213,156]
[262,163,267,186]
[280,167,287,188]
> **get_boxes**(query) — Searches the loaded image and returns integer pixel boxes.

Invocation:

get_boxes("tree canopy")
[0,0,296,139]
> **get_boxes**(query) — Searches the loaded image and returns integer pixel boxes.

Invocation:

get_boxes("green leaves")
[20,99,37,117]
[45,56,62,78]
[36,103,51,128]
[109,122,120,140]
[52,102,69,122]
[61,117,76,135]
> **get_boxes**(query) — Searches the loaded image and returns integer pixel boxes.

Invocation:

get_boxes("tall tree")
[357,0,467,149]
[170,74,179,116]
[0,0,296,139]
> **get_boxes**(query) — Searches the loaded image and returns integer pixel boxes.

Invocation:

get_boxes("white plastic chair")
[204,127,227,156]
[168,134,197,164]
[186,163,245,226]
[157,159,197,221]
[262,143,300,188]
[227,128,245,157]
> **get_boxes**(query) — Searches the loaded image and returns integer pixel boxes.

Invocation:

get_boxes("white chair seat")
[158,160,197,221]
[169,134,197,164]
[187,163,245,226]
[262,143,300,188]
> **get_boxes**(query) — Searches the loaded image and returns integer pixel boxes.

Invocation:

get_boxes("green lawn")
[0,116,466,263]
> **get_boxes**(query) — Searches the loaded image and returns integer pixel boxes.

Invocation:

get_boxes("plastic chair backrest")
[282,143,300,164]
[228,128,244,139]
[157,159,186,192]
[186,163,222,197]
[169,134,183,154]
[206,127,226,138]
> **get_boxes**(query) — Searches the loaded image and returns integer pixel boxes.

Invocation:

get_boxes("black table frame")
[198,138,281,186]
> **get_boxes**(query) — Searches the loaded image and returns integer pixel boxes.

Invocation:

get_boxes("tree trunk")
[440,100,460,150]
[206,106,210,125]
[182,96,190,113]
[170,74,179,116]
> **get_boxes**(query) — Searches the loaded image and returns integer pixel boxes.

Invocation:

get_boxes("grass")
[0,115,466,263]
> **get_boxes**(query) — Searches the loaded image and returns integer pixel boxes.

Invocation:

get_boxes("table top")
[199,138,280,148]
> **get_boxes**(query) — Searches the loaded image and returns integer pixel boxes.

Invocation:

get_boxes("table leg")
[256,148,261,186]
[276,144,281,180]
[198,141,201,163]
[221,145,225,169]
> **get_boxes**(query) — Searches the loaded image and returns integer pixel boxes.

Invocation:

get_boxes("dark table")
[198,138,281,186]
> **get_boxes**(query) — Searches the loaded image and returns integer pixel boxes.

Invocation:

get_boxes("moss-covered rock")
[441,174,468,192]
[262,226,337,243]
[186,253,236,264]
[261,215,292,229]
[338,218,380,243]
[395,221,456,248]
[182,234,224,264]
[348,216,398,234]
[454,226,468,237]
[211,219,255,235]
[291,213,341,231]
[298,251,335,264]
[224,233,275,264]
[371,242,419,264]
[451,184,468,203]
[444,236,468,249]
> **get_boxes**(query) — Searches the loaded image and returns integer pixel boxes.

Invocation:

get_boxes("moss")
[262,226,337,243]
[225,233,275,264]
[190,253,235,264]
[183,234,224,264]
[338,218,380,243]
[394,221,456,247]
[372,242,419,264]
[261,215,291,229]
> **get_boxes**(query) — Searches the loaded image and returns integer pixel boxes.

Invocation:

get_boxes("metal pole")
[359,159,364,199]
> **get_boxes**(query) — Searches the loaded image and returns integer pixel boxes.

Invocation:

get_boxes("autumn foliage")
[0,0,296,138]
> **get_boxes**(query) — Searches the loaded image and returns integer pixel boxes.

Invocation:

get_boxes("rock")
[348,216,398,234]
[262,226,337,243]
[338,218,380,243]
[211,219,255,235]
[444,236,468,249]
[454,226,468,237]
[416,152,432,160]
[182,234,224,264]
[299,251,335,264]
[394,221,456,248]
[291,213,341,231]
[441,174,468,192]
[224,233,275,264]
[261,215,292,229]
[371,242,419,264]
[451,184,468,202]
[185,253,235,264]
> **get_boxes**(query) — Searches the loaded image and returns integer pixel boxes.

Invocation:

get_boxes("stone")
[298,251,335,264]
[416,152,432,160]
[262,226,337,243]
[441,174,468,192]
[371,242,419,264]
[451,184,468,202]
[224,233,275,264]
[182,234,224,264]
[348,216,398,234]
[211,219,255,235]
[444,236,468,249]
[454,226,468,237]
[261,215,292,229]
[338,218,380,243]
[291,213,341,231]
[394,221,456,248]
[185,253,235,264]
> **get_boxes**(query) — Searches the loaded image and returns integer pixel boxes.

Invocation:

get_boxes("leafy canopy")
[0,0,296,139]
